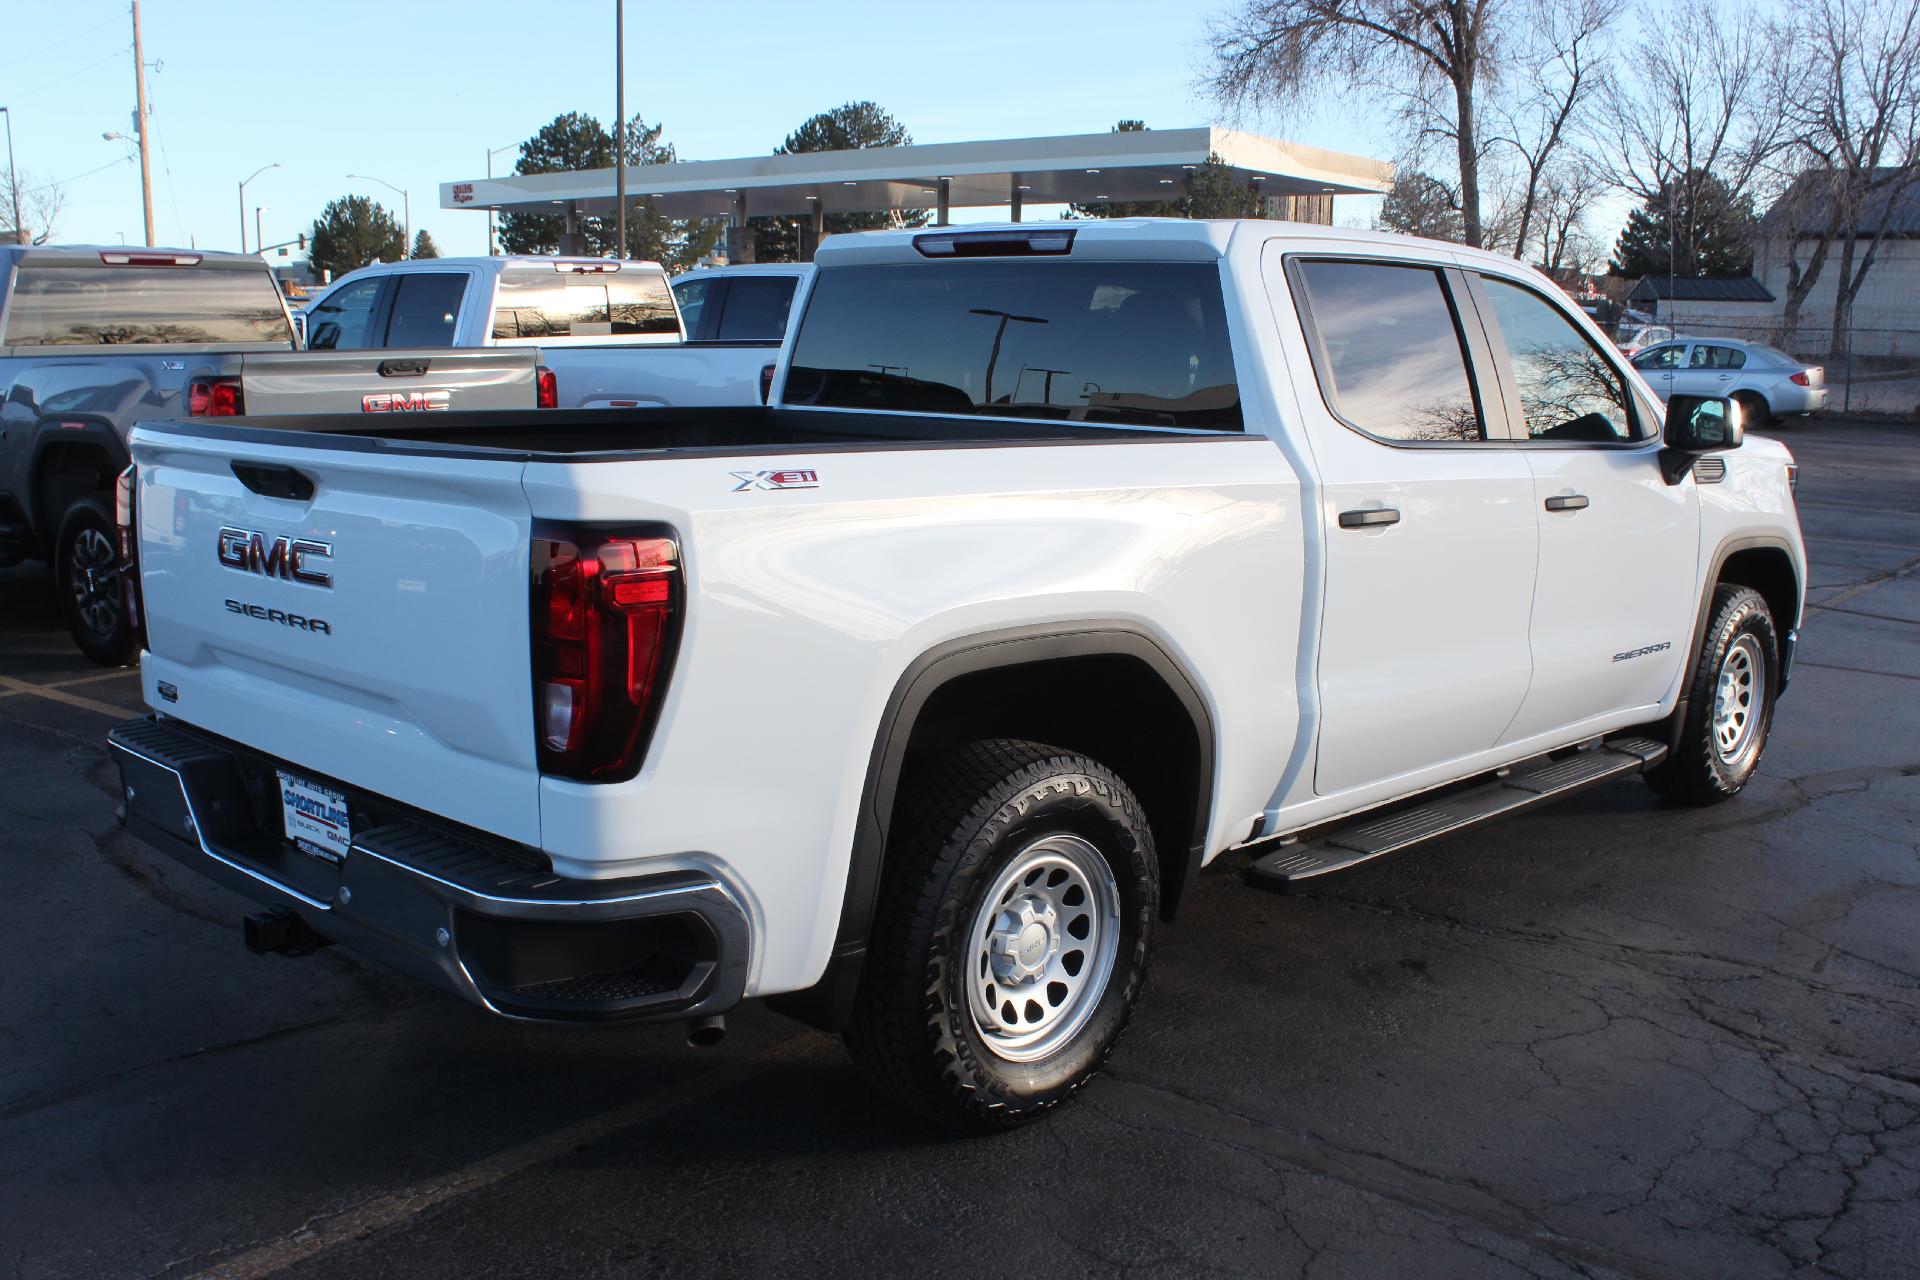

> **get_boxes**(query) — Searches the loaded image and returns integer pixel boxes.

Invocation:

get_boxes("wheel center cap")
[989,895,1059,986]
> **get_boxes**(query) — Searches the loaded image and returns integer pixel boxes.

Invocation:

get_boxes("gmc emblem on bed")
[216,527,334,589]
[362,390,451,413]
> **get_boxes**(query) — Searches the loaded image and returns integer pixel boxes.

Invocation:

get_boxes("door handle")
[1545,494,1589,512]
[1338,507,1401,529]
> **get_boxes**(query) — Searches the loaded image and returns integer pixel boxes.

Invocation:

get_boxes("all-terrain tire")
[844,738,1158,1131]
[1645,584,1778,805]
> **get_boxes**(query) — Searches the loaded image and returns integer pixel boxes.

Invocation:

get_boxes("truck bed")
[133,406,1233,460]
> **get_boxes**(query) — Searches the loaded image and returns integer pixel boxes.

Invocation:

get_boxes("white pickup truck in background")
[297,256,777,407]
[110,220,1803,1131]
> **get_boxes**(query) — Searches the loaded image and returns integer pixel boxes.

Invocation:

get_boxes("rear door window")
[1688,343,1746,370]
[785,261,1240,429]
[304,276,386,351]
[715,276,798,341]
[490,269,679,340]
[1291,260,1484,442]
[382,273,467,348]
[3,264,293,346]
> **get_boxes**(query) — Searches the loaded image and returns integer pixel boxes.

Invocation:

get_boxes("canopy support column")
[1009,178,1022,223]
[725,189,755,264]
[937,177,950,227]
[801,199,824,261]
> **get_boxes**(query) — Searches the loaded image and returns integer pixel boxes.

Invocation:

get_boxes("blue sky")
[2,0,1407,256]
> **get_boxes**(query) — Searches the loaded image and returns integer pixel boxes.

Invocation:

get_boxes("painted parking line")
[186,1032,825,1280]
[0,674,141,719]
[0,668,139,697]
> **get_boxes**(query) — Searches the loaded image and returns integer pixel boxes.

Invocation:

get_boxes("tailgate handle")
[378,359,429,377]
[231,462,315,502]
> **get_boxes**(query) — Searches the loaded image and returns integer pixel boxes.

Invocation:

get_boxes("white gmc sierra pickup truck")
[108,220,1804,1130]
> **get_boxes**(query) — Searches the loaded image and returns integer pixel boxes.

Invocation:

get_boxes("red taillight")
[187,376,244,416]
[114,464,137,560]
[1789,371,1811,387]
[536,365,558,409]
[532,530,681,781]
[759,363,776,405]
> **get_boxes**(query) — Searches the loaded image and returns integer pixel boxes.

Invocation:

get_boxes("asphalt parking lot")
[2,416,1916,1280]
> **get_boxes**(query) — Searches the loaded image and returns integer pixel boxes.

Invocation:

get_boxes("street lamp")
[486,143,516,256]
[0,107,23,245]
[968,308,1048,406]
[347,173,409,259]
[238,162,278,254]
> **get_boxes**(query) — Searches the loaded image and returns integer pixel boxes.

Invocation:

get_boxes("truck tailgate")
[130,426,542,845]
[237,347,541,415]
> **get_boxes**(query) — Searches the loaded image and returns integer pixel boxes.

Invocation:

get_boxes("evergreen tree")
[751,102,927,261]
[1377,171,1466,242]
[498,112,720,271]
[1609,169,1756,277]
[410,229,440,259]
[307,195,405,281]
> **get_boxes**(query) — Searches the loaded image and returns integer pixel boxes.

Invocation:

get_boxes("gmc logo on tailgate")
[362,390,451,413]
[217,527,333,588]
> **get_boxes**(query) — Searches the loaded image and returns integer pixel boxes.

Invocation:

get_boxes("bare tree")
[1203,0,1506,247]
[0,168,68,245]
[1483,0,1607,259]
[1586,0,1786,272]
[1532,163,1608,272]
[1768,0,1920,356]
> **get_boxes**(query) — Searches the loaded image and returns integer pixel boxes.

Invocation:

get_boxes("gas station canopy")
[440,126,1393,223]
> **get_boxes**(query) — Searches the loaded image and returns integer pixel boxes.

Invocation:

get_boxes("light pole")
[238,162,277,253]
[347,173,410,258]
[615,0,627,260]
[968,308,1048,406]
[0,107,22,245]
[486,143,515,256]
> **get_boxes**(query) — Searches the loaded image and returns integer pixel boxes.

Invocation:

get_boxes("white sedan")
[1630,337,1827,423]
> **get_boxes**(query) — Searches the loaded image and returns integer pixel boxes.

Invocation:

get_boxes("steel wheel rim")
[68,526,121,639]
[1711,632,1765,768]
[964,833,1121,1064]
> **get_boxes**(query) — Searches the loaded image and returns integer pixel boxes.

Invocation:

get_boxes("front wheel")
[845,739,1159,1130]
[56,496,137,667]
[1646,584,1778,804]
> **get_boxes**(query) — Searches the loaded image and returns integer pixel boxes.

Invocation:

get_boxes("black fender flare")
[25,414,129,554]
[1661,533,1802,747]
[767,621,1216,1032]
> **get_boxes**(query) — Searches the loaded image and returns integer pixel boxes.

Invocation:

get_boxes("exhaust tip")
[687,1014,726,1048]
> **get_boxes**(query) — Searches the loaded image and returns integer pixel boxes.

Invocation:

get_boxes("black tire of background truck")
[1646,584,1778,805]
[1733,390,1773,428]
[844,738,1159,1131]
[55,496,137,667]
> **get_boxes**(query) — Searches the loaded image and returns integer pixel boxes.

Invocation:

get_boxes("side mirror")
[1660,394,1743,484]
[1665,394,1743,452]
[290,311,307,349]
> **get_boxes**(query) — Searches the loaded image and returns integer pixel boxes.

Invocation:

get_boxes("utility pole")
[255,206,264,257]
[0,107,23,245]
[130,1,155,246]
[614,0,627,260]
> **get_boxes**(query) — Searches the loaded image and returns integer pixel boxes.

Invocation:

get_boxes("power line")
[0,12,121,71]
[12,44,130,98]
[17,156,131,194]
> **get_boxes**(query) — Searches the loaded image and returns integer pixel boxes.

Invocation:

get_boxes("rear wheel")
[1646,584,1777,805]
[1733,390,1772,428]
[56,496,136,667]
[845,739,1158,1130]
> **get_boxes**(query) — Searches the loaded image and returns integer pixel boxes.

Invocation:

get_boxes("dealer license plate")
[277,770,352,863]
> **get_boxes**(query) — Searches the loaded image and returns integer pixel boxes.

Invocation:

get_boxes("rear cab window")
[3,261,292,346]
[491,267,679,342]
[785,260,1241,429]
